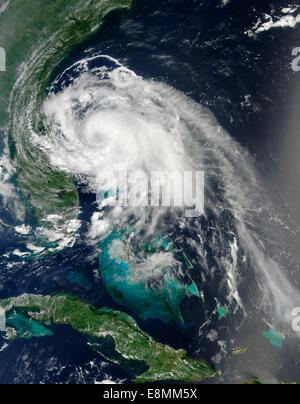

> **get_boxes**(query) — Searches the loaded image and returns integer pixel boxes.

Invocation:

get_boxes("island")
[99,231,202,324]
[0,293,218,383]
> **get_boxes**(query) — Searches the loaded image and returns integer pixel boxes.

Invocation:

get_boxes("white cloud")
[0,1,10,16]
[247,12,300,36]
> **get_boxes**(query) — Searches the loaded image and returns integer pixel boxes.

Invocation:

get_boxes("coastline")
[0,0,133,254]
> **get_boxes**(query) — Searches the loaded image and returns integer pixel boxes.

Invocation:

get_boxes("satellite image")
[0,0,300,386]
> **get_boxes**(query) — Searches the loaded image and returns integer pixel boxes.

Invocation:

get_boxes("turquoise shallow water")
[0,0,300,385]
[99,231,200,324]
[6,312,53,339]
[263,330,285,349]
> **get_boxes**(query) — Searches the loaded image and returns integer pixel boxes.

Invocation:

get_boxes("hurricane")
[1,0,300,384]
[13,53,293,331]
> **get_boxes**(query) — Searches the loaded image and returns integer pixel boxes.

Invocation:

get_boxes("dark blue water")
[1,0,300,384]
[53,0,297,164]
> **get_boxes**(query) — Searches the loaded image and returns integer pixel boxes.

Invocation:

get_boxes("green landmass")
[232,345,249,355]
[244,379,300,385]
[0,0,133,252]
[243,377,262,385]
[0,293,218,383]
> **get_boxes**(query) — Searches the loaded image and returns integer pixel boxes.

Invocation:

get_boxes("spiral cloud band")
[36,55,300,329]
